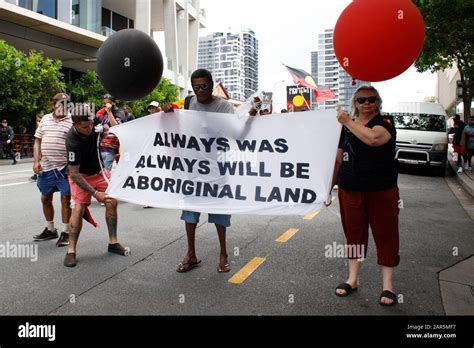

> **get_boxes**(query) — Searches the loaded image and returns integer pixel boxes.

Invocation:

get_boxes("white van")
[387,102,448,174]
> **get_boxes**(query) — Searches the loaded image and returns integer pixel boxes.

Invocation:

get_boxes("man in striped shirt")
[33,93,73,247]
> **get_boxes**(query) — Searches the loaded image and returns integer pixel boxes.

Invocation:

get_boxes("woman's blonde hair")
[350,85,383,118]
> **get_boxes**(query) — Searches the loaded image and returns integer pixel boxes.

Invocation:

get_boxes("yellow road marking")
[304,210,320,220]
[275,228,299,243]
[228,257,266,284]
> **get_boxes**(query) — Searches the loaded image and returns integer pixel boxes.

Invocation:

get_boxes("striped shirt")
[34,113,73,172]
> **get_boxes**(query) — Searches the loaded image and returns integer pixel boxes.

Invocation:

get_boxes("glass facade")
[17,0,132,37]
[71,0,101,34]
[19,0,57,19]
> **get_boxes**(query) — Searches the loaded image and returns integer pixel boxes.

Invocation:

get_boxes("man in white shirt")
[33,93,73,247]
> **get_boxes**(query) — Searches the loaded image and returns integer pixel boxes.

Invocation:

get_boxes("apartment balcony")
[100,26,116,38]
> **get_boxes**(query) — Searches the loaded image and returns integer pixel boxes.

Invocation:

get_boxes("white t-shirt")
[188,96,235,114]
[34,113,73,172]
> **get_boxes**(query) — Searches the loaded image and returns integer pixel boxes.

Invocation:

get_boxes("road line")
[0,181,30,188]
[228,257,266,284]
[275,228,299,243]
[304,210,320,220]
[0,170,32,175]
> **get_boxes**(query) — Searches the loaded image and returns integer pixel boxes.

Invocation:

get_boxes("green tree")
[126,78,180,117]
[0,40,65,127]
[413,0,473,119]
[66,70,106,108]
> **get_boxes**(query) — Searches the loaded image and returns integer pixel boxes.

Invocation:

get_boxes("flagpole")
[298,88,311,110]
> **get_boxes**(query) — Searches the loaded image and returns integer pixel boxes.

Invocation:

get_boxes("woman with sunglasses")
[332,85,399,306]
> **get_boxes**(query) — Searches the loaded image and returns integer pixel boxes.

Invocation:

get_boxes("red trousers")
[338,187,400,267]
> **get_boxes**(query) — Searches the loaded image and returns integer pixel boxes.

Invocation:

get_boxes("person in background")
[147,101,161,115]
[332,85,400,306]
[32,93,73,247]
[122,105,135,122]
[461,116,474,172]
[96,94,124,171]
[449,114,467,173]
[0,119,17,165]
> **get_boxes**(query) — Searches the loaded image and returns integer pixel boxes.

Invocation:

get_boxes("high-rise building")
[310,51,318,85]
[0,0,205,97]
[316,29,370,110]
[198,28,258,101]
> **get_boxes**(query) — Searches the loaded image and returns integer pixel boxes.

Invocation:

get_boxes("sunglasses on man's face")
[356,96,377,104]
[192,83,211,91]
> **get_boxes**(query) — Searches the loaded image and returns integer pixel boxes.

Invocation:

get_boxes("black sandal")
[379,290,397,306]
[335,283,358,297]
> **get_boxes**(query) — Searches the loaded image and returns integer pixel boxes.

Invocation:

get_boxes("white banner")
[107,109,341,215]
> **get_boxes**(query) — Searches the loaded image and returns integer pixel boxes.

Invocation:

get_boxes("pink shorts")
[69,170,110,206]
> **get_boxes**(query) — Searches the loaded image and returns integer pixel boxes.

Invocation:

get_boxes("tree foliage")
[125,78,180,117]
[0,40,66,126]
[413,0,473,118]
[0,39,180,127]
[66,70,180,117]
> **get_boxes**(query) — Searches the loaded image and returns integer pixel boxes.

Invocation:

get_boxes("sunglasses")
[192,83,211,91]
[356,96,377,104]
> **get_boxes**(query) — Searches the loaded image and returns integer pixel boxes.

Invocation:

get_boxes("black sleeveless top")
[338,115,398,192]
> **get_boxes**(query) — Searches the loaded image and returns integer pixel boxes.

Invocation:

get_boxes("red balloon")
[334,0,425,82]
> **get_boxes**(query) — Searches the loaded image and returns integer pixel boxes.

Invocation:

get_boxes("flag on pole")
[284,65,336,103]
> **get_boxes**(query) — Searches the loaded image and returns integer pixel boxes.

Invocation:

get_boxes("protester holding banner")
[64,108,129,267]
[333,86,399,306]
[163,69,235,273]
[96,94,124,171]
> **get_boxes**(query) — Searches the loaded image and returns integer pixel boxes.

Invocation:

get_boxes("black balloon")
[97,29,164,101]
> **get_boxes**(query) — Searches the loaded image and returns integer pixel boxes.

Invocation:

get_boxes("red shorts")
[452,145,466,154]
[69,170,110,206]
[338,187,400,267]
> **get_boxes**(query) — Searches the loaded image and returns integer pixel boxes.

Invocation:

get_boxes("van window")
[391,113,446,132]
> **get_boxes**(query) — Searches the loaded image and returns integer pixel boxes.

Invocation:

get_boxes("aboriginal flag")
[284,65,336,102]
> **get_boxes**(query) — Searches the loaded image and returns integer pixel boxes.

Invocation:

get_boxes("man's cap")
[103,93,116,102]
[52,93,70,102]
[148,101,160,108]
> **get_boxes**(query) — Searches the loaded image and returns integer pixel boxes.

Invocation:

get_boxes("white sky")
[199,0,437,109]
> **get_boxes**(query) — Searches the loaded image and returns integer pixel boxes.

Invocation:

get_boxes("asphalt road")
[0,161,473,315]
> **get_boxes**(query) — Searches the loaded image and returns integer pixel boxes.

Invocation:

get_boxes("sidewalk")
[443,146,474,315]
[0,157,34,166]
[448,145,474,197]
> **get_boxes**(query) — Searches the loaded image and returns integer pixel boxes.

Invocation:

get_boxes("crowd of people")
[8,68,409,306]
[449,114,474,173]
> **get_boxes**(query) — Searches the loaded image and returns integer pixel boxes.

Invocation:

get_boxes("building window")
[71,1,79,26]
[19,0,57,19]
[112,12,128,31]
[102,7,111,28]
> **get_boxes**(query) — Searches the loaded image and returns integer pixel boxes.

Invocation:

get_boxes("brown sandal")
[176,259,202,273]
[217,263,231,273]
